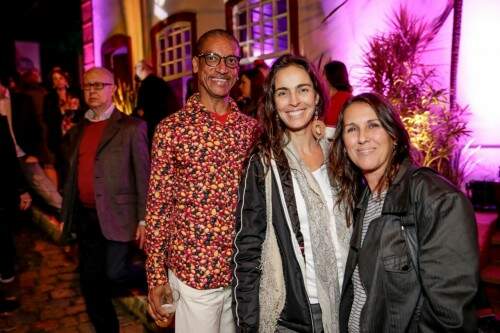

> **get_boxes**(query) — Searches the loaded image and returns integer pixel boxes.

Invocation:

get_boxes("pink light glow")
[457,0,500,180]
[318,0,500,181]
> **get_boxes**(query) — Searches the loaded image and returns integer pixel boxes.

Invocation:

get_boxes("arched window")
[226,0,298,65]
[151,12,196,81]
[101,34,133,85]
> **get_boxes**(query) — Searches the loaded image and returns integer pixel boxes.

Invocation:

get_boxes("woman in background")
[236,67,266,118]
[330,92,478,332]
[323,61,352,129]
[43,67,84,188]
[233,54,350,332]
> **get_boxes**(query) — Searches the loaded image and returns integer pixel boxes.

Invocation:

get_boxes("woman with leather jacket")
[330,92,478,332]
[232,54,351,333]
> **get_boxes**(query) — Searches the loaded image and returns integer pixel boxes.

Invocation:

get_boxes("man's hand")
[135,223,146,249]
[148,284,174,327]
[19,192,32,211]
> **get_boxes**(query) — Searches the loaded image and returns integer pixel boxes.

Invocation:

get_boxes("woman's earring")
[311,107,325,142]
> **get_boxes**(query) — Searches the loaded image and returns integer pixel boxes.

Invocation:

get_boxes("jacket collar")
[96,109,122,153]
[72,108,123,157]
[355,158,417,215]
[84,103,115,122]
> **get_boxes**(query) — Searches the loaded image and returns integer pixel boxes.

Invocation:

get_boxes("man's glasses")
[197,52,240,69]
[83,82,114,91]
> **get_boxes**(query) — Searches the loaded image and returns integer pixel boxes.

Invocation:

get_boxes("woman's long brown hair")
[329,92,414,225]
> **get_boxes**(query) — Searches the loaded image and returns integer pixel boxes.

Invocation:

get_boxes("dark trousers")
[0,207,16,279]
[276,303,324,332]
[77,206,143,333]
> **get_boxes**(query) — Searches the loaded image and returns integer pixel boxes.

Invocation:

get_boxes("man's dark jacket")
[61,109,150,243]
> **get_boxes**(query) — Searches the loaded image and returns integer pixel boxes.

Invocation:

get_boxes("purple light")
[458,0,500,180]
[319,0,500,180]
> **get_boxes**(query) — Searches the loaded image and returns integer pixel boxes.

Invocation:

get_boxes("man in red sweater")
[61,67,150,333]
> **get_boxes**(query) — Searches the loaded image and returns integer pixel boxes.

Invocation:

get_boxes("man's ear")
[192,57,199,74]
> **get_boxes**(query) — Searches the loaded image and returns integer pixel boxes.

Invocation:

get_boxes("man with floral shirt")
[145,29,259,332]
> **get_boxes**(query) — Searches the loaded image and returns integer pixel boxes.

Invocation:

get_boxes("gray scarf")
[284,142,342,333]
[259,140,350,333]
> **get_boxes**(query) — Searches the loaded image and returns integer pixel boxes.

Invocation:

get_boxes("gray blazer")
[61,109,150,242]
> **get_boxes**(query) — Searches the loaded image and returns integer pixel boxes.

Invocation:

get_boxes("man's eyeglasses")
[197,52,240,69]
[83,82,114,91]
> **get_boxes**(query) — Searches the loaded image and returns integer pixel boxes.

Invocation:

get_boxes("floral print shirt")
[145,93,259,290]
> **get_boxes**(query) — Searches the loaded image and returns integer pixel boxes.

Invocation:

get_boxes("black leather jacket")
[339,159,479,332]
[232,153,315,333]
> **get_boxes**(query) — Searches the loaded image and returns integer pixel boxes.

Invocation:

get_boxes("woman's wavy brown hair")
[256,54,328,167]
[330,92,415,225]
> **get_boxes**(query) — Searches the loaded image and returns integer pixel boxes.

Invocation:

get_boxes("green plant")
[361,6,470,186]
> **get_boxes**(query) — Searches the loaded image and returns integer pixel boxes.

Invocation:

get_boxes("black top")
[135,74,180,143]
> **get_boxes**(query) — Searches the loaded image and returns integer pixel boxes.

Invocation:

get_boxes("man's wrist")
[138,220,146,226]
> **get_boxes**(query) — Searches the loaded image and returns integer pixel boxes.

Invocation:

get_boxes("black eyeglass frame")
[83,82,114,91]
[197,52,241,69]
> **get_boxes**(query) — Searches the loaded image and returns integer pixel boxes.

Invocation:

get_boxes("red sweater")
[324,91,352,126]
[77,120,108,207]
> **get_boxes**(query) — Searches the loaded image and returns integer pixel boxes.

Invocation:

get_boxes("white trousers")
[168,270,235,333]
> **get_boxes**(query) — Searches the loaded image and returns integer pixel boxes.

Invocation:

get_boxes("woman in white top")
[232,54,351,333]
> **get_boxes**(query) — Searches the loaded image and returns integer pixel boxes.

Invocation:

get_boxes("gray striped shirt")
[348,192,386,333]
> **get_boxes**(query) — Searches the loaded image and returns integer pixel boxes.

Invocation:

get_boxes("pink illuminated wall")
[457,0,500,180]
[315,0,500,181]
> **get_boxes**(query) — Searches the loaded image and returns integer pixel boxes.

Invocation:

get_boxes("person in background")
[323,61,352,130]
[61,67,150,333]
[236,67,265,118]
[0,93,32,280]
[20,68,47,122]
[233,54,351,333]
[254,58,270,78]
[43,67,84,189]
[145,29,259,332]
[184,76,197,103]
[0,104,31,320]
[134,60,180,144]
[330,92,478,332]
[0,76,62,212]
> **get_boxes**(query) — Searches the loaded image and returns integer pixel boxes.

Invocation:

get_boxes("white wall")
[457,0,500,182]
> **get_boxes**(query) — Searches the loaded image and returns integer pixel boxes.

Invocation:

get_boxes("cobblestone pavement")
[0,222,146,333]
